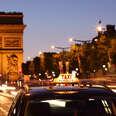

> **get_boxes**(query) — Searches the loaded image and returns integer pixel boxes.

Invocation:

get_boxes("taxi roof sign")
[54,73,79,83]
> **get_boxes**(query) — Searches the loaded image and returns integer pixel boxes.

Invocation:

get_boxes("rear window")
[25,97,116,116]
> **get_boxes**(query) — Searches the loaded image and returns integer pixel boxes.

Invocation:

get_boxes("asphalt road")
[0,92,13,116]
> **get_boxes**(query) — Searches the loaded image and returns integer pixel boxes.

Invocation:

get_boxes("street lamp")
[27,56,31,61]
[96,20,105,35]
[51,45,69,51]
[94,38,98,42]
[38,51,42,56]
[69,37,74,43]
[51,45,55,49]
[97,20,102,32]
[69,37,91,44]
[97,25,102,32]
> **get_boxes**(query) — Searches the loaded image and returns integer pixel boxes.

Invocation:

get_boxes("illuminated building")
[0,12,26,80]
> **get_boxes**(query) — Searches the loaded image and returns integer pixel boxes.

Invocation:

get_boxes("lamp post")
[51,45,69,52]
[96,20,105,36]
[69,37,91,44]
[51,45,69,73]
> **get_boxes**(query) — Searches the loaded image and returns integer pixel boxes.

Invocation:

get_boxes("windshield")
[25,97,116,116]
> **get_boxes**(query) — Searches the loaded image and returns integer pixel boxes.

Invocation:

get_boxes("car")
[8,82,116,116]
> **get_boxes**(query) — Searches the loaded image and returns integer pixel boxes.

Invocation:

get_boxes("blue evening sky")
[0,0,116,61]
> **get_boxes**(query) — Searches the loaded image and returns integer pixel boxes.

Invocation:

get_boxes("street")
[0,93,13,116]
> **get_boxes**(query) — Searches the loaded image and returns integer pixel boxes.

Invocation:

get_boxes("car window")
[25,97,116,116]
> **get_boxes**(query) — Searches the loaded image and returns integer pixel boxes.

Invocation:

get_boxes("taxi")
[8,79,116,116]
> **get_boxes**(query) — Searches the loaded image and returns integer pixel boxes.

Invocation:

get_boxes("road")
[0,92,13,116]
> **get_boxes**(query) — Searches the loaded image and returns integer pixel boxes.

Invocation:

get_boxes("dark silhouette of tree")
[33,56,40,74]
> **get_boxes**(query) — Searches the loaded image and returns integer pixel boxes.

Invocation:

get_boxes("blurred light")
[52,71,55,74]
[13,108,16,114]
[45,72,48,75]
[39,73,41,76]
[112,89,116,93]
[25,93,31,96]
[97,25,102,32]
[107,85,116,88]
[6,86,16,90]
[75,68,79,71]
[19,69,22,73]
[39,51,42,55]
[102,65,106,68]
[77,73,80,76]
[94,38,98,42]
[104,68,108,71]
[89,98,95,101]
[10,91,17,96]
[53,74,56,77]
[0,74,2,77]
[42,100,66,107]
[0,86,7,90]
[51,45,55,49]
[27,56,31,60]
[59,78,63,82]
[0,85,15,91]
[2,84,7,87]
[72,71,76,77]
[5,81,7,85]
[69,37,73,42]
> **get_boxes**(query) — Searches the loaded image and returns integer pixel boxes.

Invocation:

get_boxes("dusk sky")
[0,0,116,61]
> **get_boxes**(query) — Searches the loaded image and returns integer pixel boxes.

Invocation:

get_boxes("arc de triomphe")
[0,12,26,81]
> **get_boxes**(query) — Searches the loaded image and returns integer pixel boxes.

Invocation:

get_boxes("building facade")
[0,12,26,81]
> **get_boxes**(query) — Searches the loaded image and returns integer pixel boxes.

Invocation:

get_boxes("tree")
[108,39,116,64]
[28,61,34,74]
[68,44,80,72]
[22,63,28,75]
[33,57,40,74]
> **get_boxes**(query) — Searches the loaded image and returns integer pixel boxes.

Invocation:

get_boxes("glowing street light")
[94,38,98,42]
[51,45,69,51]
[69,37,74,42]
[39,51,42,54]
[102,64,106,68]
[38,51,42,56]
[96,20,104,33]
[68,37,91,44]
[97,25,102,32]
[51,45,55,49]
[27,56,31,61]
